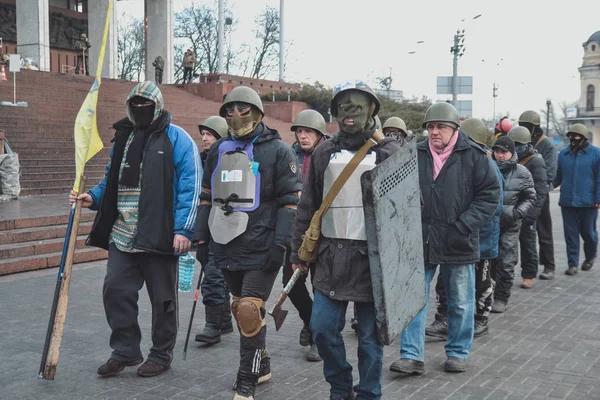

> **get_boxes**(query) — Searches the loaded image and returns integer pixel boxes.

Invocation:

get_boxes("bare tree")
[117,14,145,81]
[249,6,279,79]
[540,101,575,137]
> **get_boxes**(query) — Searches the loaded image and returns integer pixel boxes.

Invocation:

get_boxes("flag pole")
[42,176,87,380]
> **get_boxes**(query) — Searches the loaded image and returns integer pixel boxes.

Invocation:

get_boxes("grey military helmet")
[219,86,264,116]
[460,118,490,146]
[199,115,228,139]
[507,126,532,144]
[383,117,407,134]
[422,102,460,129]
[518,110,541,126]
[291,109,327,136]
[567,123,591,140]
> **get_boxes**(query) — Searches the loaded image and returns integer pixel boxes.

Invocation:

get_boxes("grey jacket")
[290,129,400,302]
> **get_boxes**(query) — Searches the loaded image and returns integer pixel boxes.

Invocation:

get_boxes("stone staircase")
[0,70,297,275]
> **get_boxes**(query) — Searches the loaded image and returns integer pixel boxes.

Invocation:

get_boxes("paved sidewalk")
[1,193,599,399]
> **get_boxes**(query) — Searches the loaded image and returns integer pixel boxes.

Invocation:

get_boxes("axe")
[268,267,305,331]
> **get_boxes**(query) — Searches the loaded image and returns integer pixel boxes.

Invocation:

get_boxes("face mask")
[515,144,528,154]
[570,136,585,150]
[334,91,373,134]
[130,104,155,129]
[226,108,262,138]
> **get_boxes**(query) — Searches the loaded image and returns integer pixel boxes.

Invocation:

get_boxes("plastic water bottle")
[178,253,196,292]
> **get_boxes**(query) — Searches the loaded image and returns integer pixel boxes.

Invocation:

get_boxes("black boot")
[233,370,258,400]
[474,316,489,337]
[221,300,234,334]
[195,305,224,345]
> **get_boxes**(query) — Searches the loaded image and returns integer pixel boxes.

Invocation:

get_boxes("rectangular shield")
[361,140,426,345]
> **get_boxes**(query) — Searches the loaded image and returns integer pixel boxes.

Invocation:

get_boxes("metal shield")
[208,207,249,245]
[360,140,426,345]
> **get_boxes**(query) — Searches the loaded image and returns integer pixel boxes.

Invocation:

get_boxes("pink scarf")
[429,132,459,180]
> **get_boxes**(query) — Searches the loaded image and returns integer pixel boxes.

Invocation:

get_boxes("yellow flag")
[73,0,113,191]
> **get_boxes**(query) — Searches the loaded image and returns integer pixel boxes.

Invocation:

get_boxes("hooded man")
[75,33,91,75]
[152,55,164,85]
[290,81,400,400]
[70,81,201,378]
[182,49,196,84]
[193,86,301,400]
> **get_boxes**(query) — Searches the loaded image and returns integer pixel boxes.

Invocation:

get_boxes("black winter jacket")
[290,129,400,302]
[418,132,501,265]
[534,135,558,188]
[517,145,549,220]
[496,153,536,229]
[193,123,302,271]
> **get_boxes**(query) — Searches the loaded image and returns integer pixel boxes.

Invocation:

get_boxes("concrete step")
[0,212,96,231]
[21,166,106,174]
[0,221,93,245]
[19,158,110,166]
[0,234,88,260]
[21,172,105,181]
[0,247,108,275]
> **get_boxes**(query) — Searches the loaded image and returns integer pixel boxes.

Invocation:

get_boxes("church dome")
[583,31,600,46]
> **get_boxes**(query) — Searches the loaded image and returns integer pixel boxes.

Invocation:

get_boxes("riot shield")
[361,140,426,345]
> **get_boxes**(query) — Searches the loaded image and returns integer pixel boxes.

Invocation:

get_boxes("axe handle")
[272,268,304,309]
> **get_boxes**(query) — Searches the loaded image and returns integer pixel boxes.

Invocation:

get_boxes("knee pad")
[234,297,266,338]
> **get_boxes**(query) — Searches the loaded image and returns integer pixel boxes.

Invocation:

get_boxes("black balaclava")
[120,96,156,187]
[569,133,586,152]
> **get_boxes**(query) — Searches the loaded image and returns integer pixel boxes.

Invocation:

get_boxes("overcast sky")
[117,0,600,120]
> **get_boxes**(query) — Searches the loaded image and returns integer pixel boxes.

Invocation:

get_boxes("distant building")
[567,30,600,143]
[374,89,404,103]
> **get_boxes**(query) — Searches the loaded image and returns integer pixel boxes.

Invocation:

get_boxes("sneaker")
[520,278,534,289]
[232,349,271,391]
[539,268,555,280]
[306,343,322,362]
[425,316,448,338]
[565,266,578,276]
[233,371,257,400]
[473,318,489,337]
[137,360,169,377]
[389,358,425,375]
[444,357,466,373]
[491,299,507,313]
[582,258,595,271]
[299,324,311,347]
[97,357,143,377]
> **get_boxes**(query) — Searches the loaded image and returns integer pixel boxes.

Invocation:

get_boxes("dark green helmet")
[383,117,407,133]
[291,109,327,136]
[507,126,532,144]
[422,102,460,129]
[331,81,380,117]
[461,118,489,146]
[198,115,228,139]
[567,123,590,140]
[518,110,541,126]
[219,86,264,116]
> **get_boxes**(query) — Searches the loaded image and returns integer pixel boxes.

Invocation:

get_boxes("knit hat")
[492,135,515,154]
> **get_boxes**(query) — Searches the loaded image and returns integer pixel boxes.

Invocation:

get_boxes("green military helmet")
[291,109,327,136]
[518,110,541,126]
[507,126,532,144]
[421,102,460,129]
[567,123,591,140]
[80,33,87,40]
[383,117,407,133]
[219,86,264,117]
[330,81,380,117]
[198,115,228,139]
[460,118,490,146]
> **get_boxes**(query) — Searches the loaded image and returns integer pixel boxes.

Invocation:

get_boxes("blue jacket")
[554,142,600,208]
[87,114,201,254]
[478,152,503,260]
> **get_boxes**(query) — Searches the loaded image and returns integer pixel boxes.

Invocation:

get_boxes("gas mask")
[129,96,156,129]
[334,91,374,134]
[569,134,586,151]
[225,102,263,138]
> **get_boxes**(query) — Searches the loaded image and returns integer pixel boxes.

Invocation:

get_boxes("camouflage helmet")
[331,81,380,117]
[422,102,460,129]
[518,110,541,126]
[291,109,327,136]
[507,126,532,144]
[80,33,87,40]
[383,117,407,134]
[198,115,228,139]
[461,118,490,146]
[219,86,264,116]
[567,123,591,140]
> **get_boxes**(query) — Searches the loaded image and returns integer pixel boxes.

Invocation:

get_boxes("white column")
[16,0,50,71]
[88,0,118,78]
[145,0,174,84]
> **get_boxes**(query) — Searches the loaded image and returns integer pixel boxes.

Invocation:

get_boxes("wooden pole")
[42,176,87,380]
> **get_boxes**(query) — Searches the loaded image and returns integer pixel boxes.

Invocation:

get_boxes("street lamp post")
[546,99,552,134]
[450,29,465,106]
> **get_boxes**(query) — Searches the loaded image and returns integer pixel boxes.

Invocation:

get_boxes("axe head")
[268,304,289,331]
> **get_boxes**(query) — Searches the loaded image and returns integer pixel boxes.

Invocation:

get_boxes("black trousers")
[103,244,178,366]
[435,259,494,320]
[537,194,556,271]
[155,69,163,85]
[281,246,315,326]
[75,55,89,75]
[519,218,539,279]
[222,268,279,375]
[491,223,521,303]
[201,253,230,306]
[183,67,193,83]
